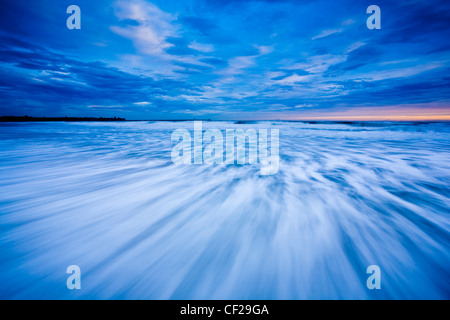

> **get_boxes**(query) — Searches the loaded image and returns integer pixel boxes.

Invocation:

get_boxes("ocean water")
[0,121,449,299]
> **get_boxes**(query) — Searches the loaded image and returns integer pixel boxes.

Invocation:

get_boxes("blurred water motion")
[0,121,449,299]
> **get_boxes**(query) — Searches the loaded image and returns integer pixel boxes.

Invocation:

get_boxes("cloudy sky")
[0,0,449,120]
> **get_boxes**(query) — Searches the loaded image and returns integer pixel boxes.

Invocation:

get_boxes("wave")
[0,121,449,299]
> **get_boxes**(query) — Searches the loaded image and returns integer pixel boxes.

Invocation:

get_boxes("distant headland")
[0,116,126,122]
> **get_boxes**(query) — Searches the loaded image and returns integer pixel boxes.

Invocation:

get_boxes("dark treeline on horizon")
[0,116,126,122]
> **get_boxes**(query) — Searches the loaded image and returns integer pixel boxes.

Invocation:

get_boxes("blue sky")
[0,0,449,120]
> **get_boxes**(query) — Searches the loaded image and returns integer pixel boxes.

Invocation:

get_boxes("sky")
[0,0,449,120]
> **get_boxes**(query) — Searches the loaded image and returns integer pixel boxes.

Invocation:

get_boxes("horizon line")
[2,115,450,122]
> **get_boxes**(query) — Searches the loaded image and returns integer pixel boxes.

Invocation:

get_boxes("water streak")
[0,121,449,299]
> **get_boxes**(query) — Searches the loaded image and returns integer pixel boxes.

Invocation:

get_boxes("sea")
[0,120,449,299]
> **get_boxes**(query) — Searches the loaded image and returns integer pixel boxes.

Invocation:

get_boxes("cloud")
[312,28,343,40]
[111,0,178,55]
[276,73,312,84]
[283,54,347,74]
[188,41,215,53]
[345,42,366,54]
[0,36,196,117]
[256,45,274,55]
[133,101,152,106]
[88,105,124,109]
[294,104,315,108]
[341,19,355,26]
[219,45,274,76]
[222,56,256,75]
[357,62,445,81]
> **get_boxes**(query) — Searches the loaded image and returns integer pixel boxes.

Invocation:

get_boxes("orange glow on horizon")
[284,105,450,121]
[290,115,450,121]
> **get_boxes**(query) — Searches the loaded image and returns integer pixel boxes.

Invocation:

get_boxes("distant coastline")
[0,116,126,122]
[1,116,448,123]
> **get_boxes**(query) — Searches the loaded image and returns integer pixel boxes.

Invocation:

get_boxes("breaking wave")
[0,121,449,299]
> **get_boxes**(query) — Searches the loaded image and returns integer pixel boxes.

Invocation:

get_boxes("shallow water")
[0,121,449,299]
